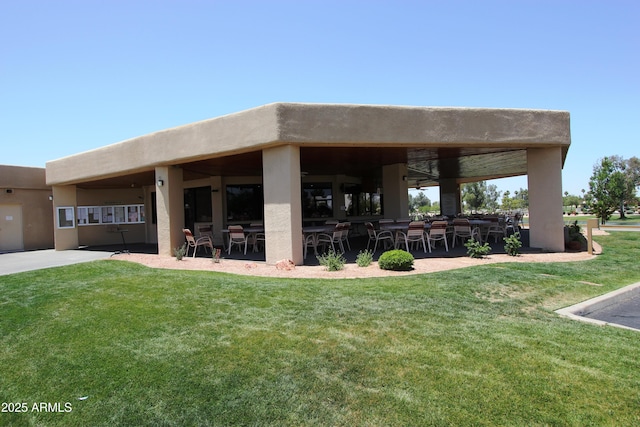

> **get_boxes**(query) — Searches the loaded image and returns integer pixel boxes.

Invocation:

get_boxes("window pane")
[114,206,126,224]
[302,183,333,219]
[345,190,382,217]
[57,207,75,228]
[127,206,139,223]
[88,207,101,224]
[77,207,88,225]
[226,185,263,222]
[102,206,114,223]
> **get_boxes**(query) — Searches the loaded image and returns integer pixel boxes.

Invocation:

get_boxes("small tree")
[462,181,486,213]
[588,157,629,224]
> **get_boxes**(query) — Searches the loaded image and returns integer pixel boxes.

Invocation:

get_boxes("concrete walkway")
[0,249,113,276]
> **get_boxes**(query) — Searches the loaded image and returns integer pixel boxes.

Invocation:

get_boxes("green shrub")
[378,249,414,271]
[174,243,187,260]
[317,249,346,271]
[464,239,491,259]
[355,249,374,267]
[503,232,522,256]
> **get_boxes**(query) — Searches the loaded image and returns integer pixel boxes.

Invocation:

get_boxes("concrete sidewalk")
[0,249,113,276]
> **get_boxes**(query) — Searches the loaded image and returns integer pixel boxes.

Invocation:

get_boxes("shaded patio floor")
[81,230,544,266]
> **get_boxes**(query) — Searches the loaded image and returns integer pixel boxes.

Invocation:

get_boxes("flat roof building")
[45,103,571,264]
[0,165,54,252]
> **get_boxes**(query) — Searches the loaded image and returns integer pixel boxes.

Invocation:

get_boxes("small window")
[114,206,126,224]
[127,206,139,223]
[101,206,114,224]
[87,207,101,224]
[77,206,88,225]
[57,207,75,229]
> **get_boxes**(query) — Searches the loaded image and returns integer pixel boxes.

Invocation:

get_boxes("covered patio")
[46,103,570,265]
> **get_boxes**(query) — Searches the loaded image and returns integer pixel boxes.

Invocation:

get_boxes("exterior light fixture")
[157,179,164,187]
[402,175,407,181]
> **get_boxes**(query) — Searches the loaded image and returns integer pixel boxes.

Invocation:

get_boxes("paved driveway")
[583,292,640,330]
[0,249,112,276]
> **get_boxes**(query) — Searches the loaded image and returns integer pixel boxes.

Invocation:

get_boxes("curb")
[555,281,640,331]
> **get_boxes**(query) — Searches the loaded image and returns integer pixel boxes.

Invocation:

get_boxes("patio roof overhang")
[46,103,570,190]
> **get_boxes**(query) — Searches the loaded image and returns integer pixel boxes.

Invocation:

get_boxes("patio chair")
[485,216,506,243]
[303,232,316,259]
[227,225,249,255]
[452,219,473,248]
[428,220,449,252]
[183,228,213,258]
[196,224,214,239]
[316,223,345,253]
[396,221,430,253]
[339,222,352,251]
[365,222,394,253]
[249,222,265,252]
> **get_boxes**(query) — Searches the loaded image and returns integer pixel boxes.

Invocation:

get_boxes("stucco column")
[155,166,184,256]
[263,145,303,265]
[52,185,79,250]
[210,176,225,248]
[439,179,461,216]
[382,163,409,219]
[527,147,565,252]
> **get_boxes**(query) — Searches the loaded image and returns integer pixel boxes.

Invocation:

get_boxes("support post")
[52,185,79,250]
[263,145,303,265]
[382,163,409,219]
[527,147,565,252]
[155,166,184,256]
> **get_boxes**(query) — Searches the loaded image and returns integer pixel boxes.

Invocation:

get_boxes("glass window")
[127,206,139,223]
[76,205,144,225]
[226,184,263,222]
[345,189,383,217]
[77,207,88,225]
[102,206,114,224]
[302,183,333,219]
[88,207,101,224]
[57,207,75,229]
[184,186,212,231]
[114,206,126,224]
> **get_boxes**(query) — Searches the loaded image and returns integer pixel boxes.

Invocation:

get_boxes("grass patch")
[1,233,640,425]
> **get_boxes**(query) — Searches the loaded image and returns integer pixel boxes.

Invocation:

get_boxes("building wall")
[0,165,54,251]
[75,187,147,247]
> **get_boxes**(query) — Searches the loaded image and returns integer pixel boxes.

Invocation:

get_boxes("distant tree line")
[407,154,639,222]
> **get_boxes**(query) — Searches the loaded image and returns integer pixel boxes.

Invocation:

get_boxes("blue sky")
[1,0,637,201]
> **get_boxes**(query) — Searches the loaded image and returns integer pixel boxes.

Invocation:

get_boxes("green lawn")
[1,232,640,426]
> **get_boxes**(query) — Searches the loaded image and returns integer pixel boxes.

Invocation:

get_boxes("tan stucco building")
[0,165,54,252]
[45,103,571,264]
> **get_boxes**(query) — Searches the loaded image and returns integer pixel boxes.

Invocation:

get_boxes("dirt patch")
[110,241,600,279]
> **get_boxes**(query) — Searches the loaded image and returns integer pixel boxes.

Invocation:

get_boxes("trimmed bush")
[378,249,414,271]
